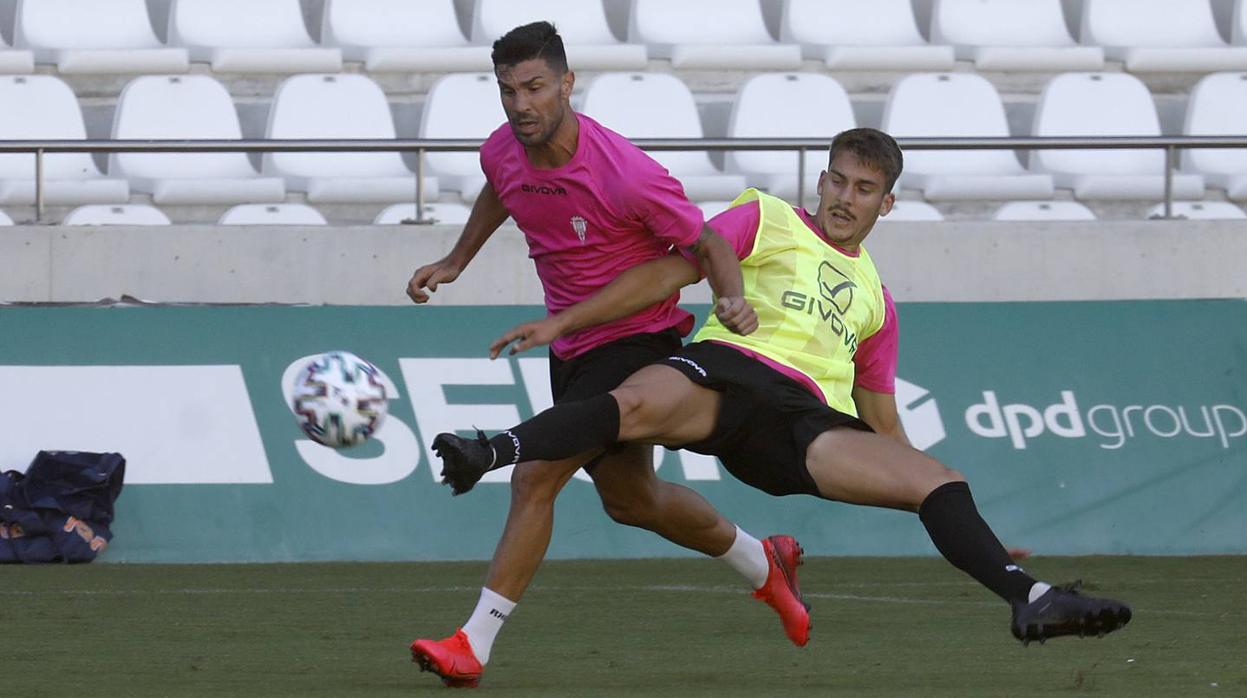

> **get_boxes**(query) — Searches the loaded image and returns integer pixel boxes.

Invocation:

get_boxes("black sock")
[486,392,621,468]
[918,481,1037,606]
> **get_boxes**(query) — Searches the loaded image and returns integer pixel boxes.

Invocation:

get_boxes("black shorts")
[659,341,872,497]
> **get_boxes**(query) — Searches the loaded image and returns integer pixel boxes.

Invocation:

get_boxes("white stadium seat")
[471,0,646,70]
[109,76,285,205]
[1183,73,1247,200]
[0,76,129,206]
[883,74,1054,201]
[62,204,171,225]
[263,74,438,204]
[725,73,855,203]
[323,0,490,72]
[931,0,1104,71]
[781,0,954,71]
[581,73,746,201]
[628,0,801,70]
[993,201,1097,221]
[0,209,13,225]
[1145,201,1247,219]
[374,202,473,225]
[169,0,342,73]
[1031,73,1205,200]
[877,201,944,222]
[419,73,506,203]
[0,26,35,74]
[1080,0,1247,72]
[219,204,328,225]
[13,0,188,74]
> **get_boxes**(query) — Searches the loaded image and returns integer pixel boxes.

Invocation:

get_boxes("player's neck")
[524,111,580,170]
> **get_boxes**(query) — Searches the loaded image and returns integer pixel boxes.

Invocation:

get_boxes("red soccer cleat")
[411,629,484,688]
[752,535,811,647]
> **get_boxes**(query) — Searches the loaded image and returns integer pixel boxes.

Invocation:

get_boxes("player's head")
[814,128,903,249]
[491,21,574,147]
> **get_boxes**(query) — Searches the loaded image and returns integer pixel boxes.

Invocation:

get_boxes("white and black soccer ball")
[290,351,388,449]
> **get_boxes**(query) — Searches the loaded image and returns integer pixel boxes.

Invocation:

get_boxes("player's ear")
[561,70,575,99]
[879,191,895,217]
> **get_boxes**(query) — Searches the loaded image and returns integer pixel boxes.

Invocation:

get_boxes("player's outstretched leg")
[753,535,811,647]
[1010,581,1132,645]
[411,629,484,688]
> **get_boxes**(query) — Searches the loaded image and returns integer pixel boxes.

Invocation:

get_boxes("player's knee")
[598,483,660,528]
[942,467,967,484]
[508,461,565,504]
[609,386,658,440]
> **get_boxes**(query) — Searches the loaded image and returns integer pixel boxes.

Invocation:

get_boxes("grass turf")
[1,556,1242,696]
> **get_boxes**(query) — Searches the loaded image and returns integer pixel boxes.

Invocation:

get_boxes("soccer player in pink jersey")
[434,129,1133,674]
[407,22,808,688]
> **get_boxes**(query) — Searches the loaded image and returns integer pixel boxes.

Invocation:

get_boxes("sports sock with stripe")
[461,587,517,665]
[486,392,621,467]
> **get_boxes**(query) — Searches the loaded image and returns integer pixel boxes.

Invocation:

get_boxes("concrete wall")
[3,221,1246,306]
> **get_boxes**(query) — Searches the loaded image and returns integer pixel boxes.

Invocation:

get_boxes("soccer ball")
[290,351,388,448]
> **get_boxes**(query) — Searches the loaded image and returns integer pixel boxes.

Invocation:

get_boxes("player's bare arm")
[406,182,510,303]
[684,226,758,335]
[852,386,913,447]
[489,254,700,358]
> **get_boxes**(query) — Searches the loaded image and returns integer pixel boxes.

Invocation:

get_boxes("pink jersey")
[704,200,900,397]
[480,113,704,360]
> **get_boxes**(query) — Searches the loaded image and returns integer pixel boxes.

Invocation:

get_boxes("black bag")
[0,451,125,563]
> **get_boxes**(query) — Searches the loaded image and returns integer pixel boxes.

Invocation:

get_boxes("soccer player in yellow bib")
[435,128,1132,651]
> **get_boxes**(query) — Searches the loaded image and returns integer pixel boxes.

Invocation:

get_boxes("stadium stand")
[1183,72,1247,200]
[219,203,328,225]
[322,0,490,73]
[1080,0,1247,72]
[930,0,1104,71]
[1237,0,1247,44]
[0,209,12,224]
[0,75,130,206]
[725,73,855,204]
[780,0,955,71]
[993,201,1098,221]
[62,204,171,225]
[0,22,34,74]
[628,0,801,70]
[878,200,944,221]
[109,76,285,205]
[419,72,506,203]
[581,72,746,201]
[262,74,437,204]
[470,0,647,71]
[1030,73,1206,200]
[168,0,342,74]
[883,73,1055,200]
[13,0,188,74]
[1144,200,1246,219]
[374,202,473,225]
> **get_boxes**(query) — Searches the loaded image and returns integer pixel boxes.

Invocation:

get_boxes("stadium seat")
[62,204,171,225]
[0,29,35,74]
[1237,0,1247,44]
[1080,0,1247,72]
[0,76,129,206]
[877,200,944,222]
[374,202,473,225]
[882,74,1054,201]
[169,0,343,73]
[993,201,1097,221]
[13,0,188,74]
[322,0,490,72]
[219,204,328,225]
[419,73,506,203]
[0,209,13,225]
[471,0,647,70]
[263,74,438,204]
[1031,73,1205,200]
[930,0,1104,71]
[1183,73,1247,200]
[628,0,801,70]
[581,73,746,201]
[109,76,284,205]
[725,73,855,203]
[781,0,954,71]
[1144,201,1247,220]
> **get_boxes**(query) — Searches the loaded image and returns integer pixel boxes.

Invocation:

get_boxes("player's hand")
[406,258,462,304]
[489,318,564,359]
[715,296,758,335]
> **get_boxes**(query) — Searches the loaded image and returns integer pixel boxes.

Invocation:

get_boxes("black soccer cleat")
[431,430,495,496]
[1010,581,1132,645]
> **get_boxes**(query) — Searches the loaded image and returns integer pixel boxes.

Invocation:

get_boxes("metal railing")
[2,135,1245,222]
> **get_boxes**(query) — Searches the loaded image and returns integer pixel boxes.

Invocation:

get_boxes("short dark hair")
[491,21,569,73]
[828,128,903,192]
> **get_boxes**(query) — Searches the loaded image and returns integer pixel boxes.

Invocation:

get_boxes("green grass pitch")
[2,556,1243,696]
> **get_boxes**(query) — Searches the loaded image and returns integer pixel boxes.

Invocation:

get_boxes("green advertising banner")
[0,301,1244,562]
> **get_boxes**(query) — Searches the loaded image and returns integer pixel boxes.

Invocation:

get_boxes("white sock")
[715,526,770,589]
[460,587,516,665]
[1028,582,1053,604]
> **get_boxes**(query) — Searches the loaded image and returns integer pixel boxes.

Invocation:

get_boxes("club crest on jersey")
[571,216,588,243]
